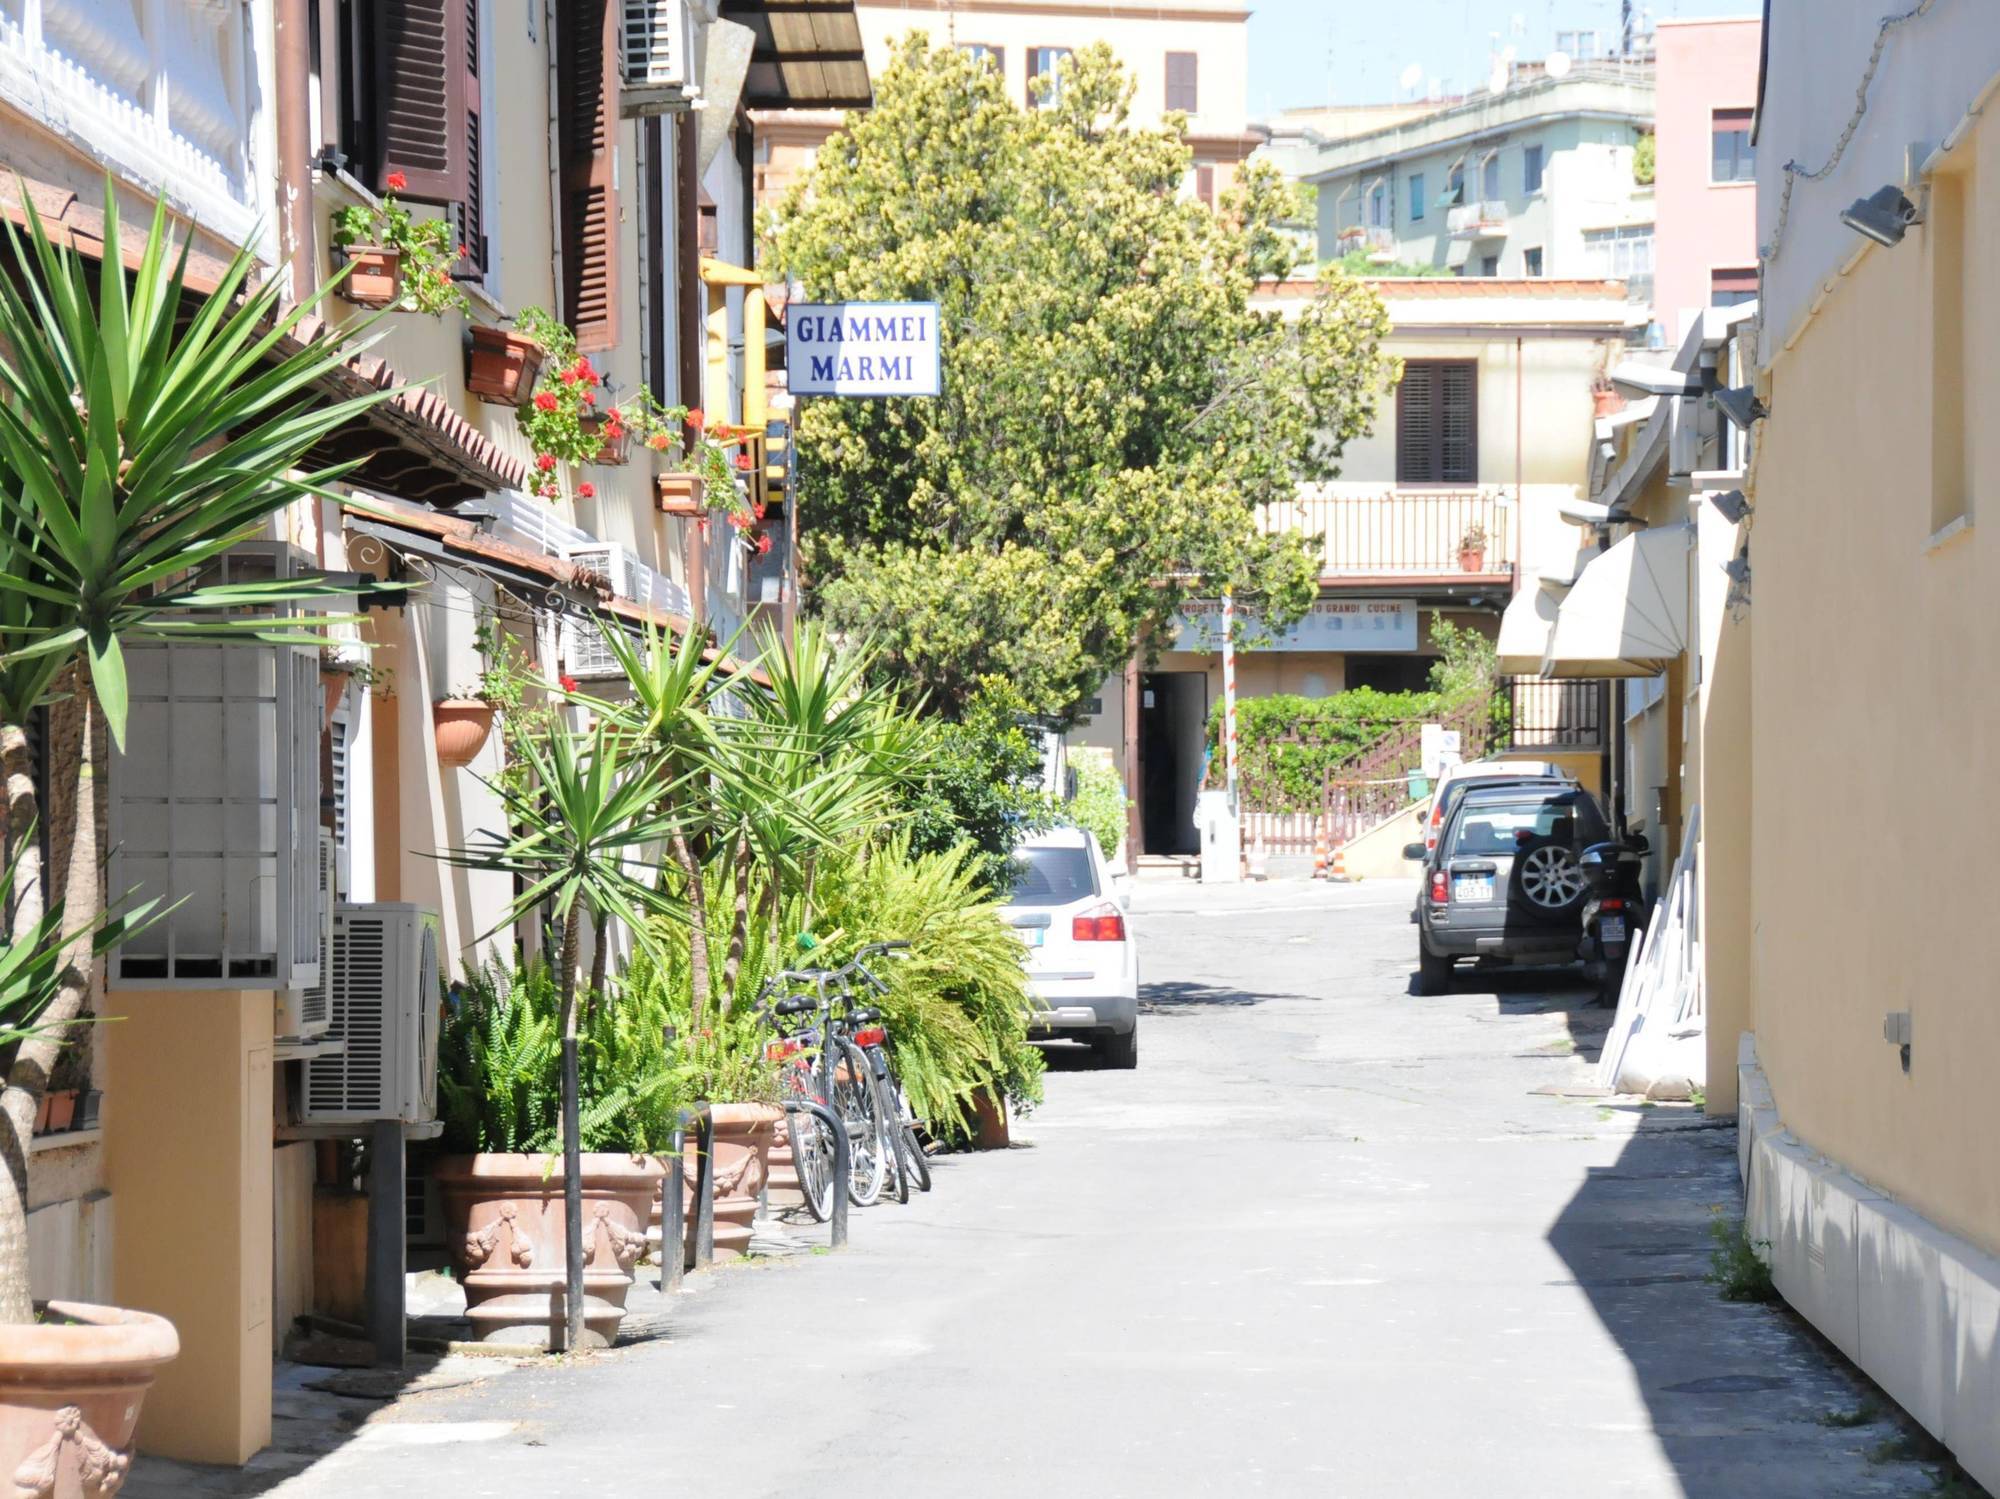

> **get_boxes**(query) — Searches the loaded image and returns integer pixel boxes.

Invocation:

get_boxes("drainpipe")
[1514,334,1524,577]
[273,0,317,303]
[678,117,707,625]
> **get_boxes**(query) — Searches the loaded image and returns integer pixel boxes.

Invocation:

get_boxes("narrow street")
[245,881,1932,1498]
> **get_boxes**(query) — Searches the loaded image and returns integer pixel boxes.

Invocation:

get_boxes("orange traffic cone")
[1330,846,1351,883]
[1312,825,1329,880]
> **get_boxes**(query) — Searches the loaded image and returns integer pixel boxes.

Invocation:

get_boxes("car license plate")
[1452,874,1495,903]
[1016,926,1045,947]
[1601,916,1627,944]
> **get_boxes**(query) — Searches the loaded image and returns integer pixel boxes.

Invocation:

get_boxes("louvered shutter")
[559,0,621,351]
[1439,363,1477,482]
[374,0,470,206]
[458,0,486,272]
[1396,365,1436,483]
[1166,52,1198,113]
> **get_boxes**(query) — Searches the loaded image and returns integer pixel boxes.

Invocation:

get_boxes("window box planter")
[39,1090,76,1134]
[583,414,631,467]
[655,473,705,515]
[0,1302,178,1488]
[334,244,404,309]
[75,1089,102,1131]
[466,325,545,407]
[433,699,496,769]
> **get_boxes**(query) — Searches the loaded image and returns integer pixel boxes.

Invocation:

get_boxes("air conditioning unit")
[562,542,635,678]
[276,832,340,1041]
[302,904,441,1125]
[620,0,698,115]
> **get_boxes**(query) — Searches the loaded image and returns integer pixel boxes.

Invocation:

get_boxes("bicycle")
[761,965,891,1213]
[842,944,932,1196]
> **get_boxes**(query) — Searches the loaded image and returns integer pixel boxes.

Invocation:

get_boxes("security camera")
[1711,385,1767,431]
[1839,184,1922,247]
[1708,489,1751,523]
[1607,360,1693,399]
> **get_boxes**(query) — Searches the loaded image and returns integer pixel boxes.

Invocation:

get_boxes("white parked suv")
[999,828,1139,1069]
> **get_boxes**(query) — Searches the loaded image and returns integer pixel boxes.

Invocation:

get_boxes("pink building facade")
[1653,18,1763,342]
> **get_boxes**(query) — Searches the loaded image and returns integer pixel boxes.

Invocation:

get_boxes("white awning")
[1494,577,1565,675]
[1543,525,1689,678]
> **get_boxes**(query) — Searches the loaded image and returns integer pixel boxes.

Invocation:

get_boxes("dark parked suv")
[1404,783,1611,995]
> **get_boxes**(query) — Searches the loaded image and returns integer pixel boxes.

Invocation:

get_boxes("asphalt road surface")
[246,878,1945,1498]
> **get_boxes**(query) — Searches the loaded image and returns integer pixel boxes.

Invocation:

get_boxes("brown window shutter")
[1396,365,1436,484]
[1439,362,1477,482]
[1166,52,1198,113]
[374,0,471,206]
[458,0,485,272]
[559,0,621,352]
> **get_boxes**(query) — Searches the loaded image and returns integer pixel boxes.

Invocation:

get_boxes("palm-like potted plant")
[0,186,389,1464]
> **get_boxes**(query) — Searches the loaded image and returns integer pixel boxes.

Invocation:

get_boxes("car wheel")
[1414,944,1453,996]
[1512,837,1589,922]
[1095,1027,1138,1070]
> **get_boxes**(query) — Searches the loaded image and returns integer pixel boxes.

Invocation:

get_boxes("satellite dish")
[1545,50,1572,78]
[1399,62,1424,95]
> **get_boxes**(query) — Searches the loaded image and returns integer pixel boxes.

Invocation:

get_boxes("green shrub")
[808,833,1044,1134]
[1064,752,1128,860]
[1706,1206,1778,1302]
[437,964,695,1155]
[895,679,1052,891]
[1209,688,1440,808]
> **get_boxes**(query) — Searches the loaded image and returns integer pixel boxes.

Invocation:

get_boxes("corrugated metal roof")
[720,0,872,110]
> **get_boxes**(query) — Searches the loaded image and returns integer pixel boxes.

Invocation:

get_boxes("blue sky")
[1248,0,1763,121]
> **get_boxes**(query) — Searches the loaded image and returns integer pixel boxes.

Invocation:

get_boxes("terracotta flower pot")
[1592,386,1626,418]
[967,1086,1010,1150]
[1458,546,1487,573]
[583,415,631,467]
[466,324,545,406]
[434,1153,665,1349]
[0,1301,178,1497]
[683,1103,782,1265]
[336,243,404,308]
[42,1091,75,1133]
[654,473,705,516]
[321,670,351,729]
[432,699,495,769]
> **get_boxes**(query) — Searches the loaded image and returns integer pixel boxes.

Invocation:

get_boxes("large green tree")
[765,38,1396,719]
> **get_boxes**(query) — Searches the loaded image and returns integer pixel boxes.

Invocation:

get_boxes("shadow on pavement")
[1408,962,1613,1063]
[1140,978,1304,1013]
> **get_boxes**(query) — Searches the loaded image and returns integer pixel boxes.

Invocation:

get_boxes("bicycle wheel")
[899,1117,932,1193]
[834,1041,888,1207]
[872,1064,909,1205]
[787,1105,836,1224]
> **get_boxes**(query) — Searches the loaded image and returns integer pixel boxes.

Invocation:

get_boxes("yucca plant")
[0,184,388,1324]
[439,715,689,1349]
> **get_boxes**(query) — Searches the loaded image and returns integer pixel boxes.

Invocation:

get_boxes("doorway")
[1139,671,1208,855]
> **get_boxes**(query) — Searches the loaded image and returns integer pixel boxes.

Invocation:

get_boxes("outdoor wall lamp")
[1711,385,1767,431]
[1709,489,1751,523]
[1840,184,1923,247]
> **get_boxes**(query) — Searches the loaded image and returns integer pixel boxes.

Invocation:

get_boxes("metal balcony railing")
[1447,201,1510,239]
[1261,488,1515,579]
[1503,676,1608,751]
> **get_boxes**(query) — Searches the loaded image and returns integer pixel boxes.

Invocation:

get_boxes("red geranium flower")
[753,502,767,521]
[686,407,706,430]
[533,391,559,412]
[582,389,596,405]
[578,481,596,499]
[733,452,753,471]
[727,510,751,530]
[755,533,773,556]
[536,453,557,472]
[559,673,580,694]
[385,170,407,192]
[647,433,670,451]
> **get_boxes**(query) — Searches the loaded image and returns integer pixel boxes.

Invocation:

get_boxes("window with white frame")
[1582,224,1655,300]
[1027,46,1071,107]
[108,545,322,989]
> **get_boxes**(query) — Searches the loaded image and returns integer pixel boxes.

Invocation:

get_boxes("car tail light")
[853,1025,886,1048]
[1429,870,1449,904]
[1600,898,1626,912]
[1072,905,1127,942]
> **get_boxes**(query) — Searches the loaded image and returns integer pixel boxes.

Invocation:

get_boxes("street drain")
[1661,1375,1791,1395]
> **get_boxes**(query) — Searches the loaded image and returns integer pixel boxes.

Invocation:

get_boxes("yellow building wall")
[105,990,275,1464]
[1747,110,1999,1254]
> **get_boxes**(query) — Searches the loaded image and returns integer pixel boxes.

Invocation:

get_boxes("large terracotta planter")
[684,1103,782,1265]
[466,324,544,406]
[0,1301,178,1498]
[435,1153,664,1349]
[335,243,403,308]
[432,699,495,768]
[967,1086,1010,1150]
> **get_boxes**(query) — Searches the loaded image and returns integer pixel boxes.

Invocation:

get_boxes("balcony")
[1260,486,1519,583]
[1503,676,1608,753]
[1446,201,1510,239]
[1335,224,1397,255]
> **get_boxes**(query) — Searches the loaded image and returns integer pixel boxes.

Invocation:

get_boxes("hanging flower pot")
[655,473,705,516]
[1592,385,1626,418]
[321,669,351,729]
[583,413,631,467]
[466,324,545,406]
[335,244,404,309]
[433,698,496,768]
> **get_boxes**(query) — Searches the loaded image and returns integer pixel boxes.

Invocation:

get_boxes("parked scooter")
[1578,833,1650,1007]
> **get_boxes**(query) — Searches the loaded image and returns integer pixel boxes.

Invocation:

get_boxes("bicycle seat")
[775,995,816,1016]
[850,1007,882,1024]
